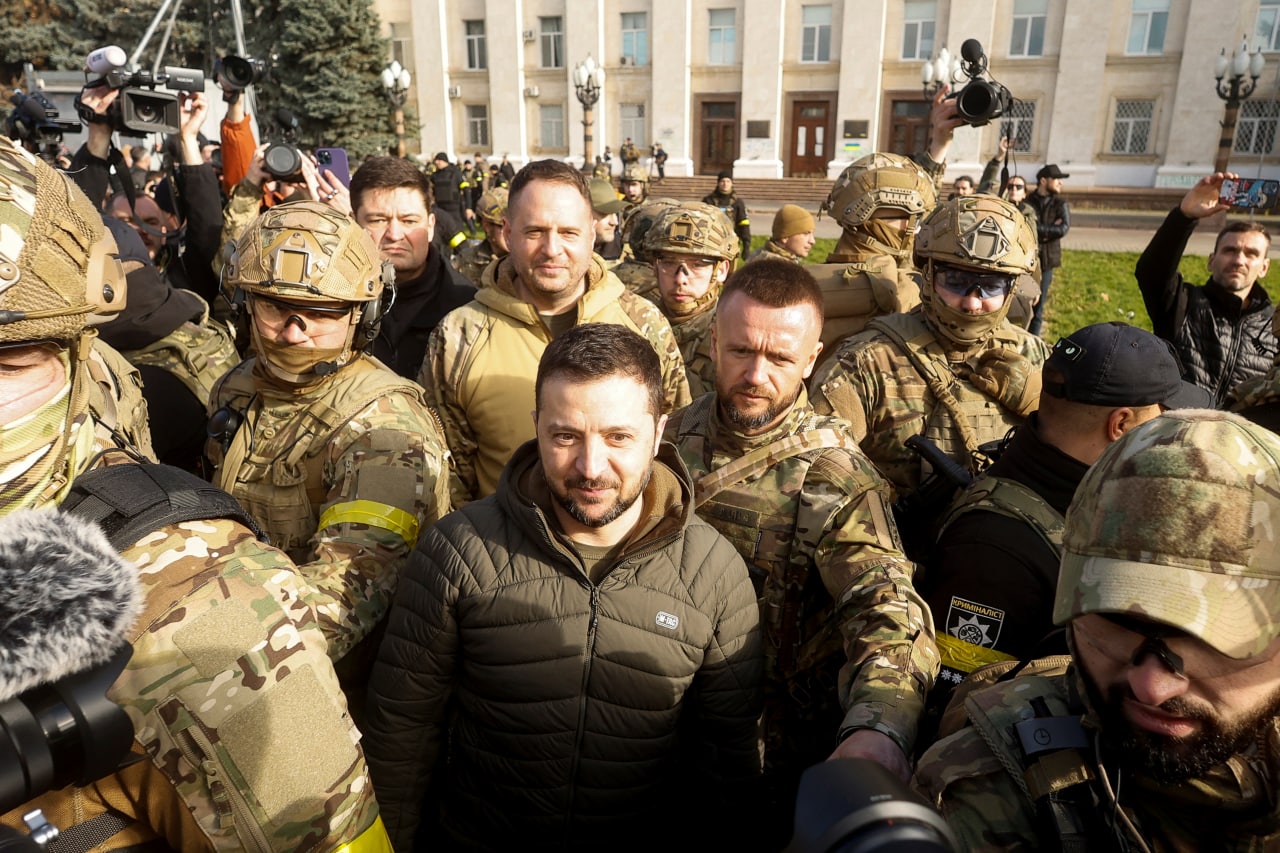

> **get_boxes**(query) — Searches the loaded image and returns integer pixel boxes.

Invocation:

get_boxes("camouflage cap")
[1054,409,1280,659]
[0,137,126,344]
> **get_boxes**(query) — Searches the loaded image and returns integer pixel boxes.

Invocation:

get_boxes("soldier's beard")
[720,384,800,432]
[1086,671,1280,785]
[548,469,651,529]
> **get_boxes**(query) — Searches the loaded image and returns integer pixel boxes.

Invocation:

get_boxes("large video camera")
[4,90,81,163]
[81,45,205,135]
[948,39,1013,128]
[263,107,305,182]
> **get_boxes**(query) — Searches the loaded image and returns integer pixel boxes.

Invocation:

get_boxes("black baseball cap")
[1043,322,1211,409]
[1037,164,1069,180]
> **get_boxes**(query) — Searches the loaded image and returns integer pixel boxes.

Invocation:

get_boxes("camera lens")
[220,56,254,89]
[133,101,159,123]
[955,80,1004,126]
[264,143,302,180]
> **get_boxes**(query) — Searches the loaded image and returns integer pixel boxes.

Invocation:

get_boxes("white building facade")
[374,0,1280,188]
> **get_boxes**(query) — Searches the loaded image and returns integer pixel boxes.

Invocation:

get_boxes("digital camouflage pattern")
[810,309,1049,496]
[207,354,450,661]
[453,238,502,287]
[1054,409,1280,659]
[424,254,690,506]
[666,391,938,771]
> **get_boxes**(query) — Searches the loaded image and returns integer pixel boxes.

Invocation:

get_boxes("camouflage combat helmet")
[476,187,508,225]
[621,163,650,184]
[224,200,386,305]
[914,194,1038,278]
[822,152,936,232]
[622,198,678,261]
[0,137,126,346]
[645,202,740,262]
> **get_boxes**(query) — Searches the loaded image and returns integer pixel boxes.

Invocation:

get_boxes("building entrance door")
[886,99,931,157]
[789,100,831,176]
[699,101,738,174]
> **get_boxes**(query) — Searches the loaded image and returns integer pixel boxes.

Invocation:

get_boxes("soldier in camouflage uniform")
[665,259,937,843]
[207,201,451,669]
[453,186,509,286]
[644,201,739,398]
[0,136,391,850]
[611,196,677,300]
[810,195,1050,504]
[915,410,1280,852]
[619,162,650,213]
[808,152,937,363]
[422,159,689,508]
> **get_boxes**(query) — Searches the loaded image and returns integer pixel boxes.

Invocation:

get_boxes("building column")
[564,0,606,169]
[735,0,785,177]
[410,0,451,156]
[1042,0,1109,186]
[830,0,886,176]
[487,0,530,168]
[651,0,694,177]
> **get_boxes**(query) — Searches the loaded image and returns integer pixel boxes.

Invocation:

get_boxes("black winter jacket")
[364,441,763,851]
[1024,189,1069,270]
[1136,208,1277,407]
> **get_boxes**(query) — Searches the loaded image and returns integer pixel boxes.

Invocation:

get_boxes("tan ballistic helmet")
[0,137,127,345]
[225,200,387,305]
[645,202,740,262]
[914,194,1038,277]
[622,198,678,261]
[822,152,937,232]
[476,187,508,225]
[621,163,650,184]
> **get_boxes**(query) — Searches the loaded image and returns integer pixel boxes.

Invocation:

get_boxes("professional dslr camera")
[947,39,1013,128]
[80,45,204,135]
[214,54,268,103]
[5,89,81,163]
[263,107,305,182]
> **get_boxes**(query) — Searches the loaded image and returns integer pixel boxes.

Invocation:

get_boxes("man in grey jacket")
[364,323,763,851]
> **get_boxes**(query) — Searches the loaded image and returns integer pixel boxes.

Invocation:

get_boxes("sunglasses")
[935,267,1015,300]
[1008,183,1026,190]
[1073,613,1278,682]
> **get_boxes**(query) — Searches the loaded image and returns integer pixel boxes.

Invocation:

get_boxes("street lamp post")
[1214,37,1267,174]
[921,47,962,100]
[381,60,412,158]
[572,55,606,170]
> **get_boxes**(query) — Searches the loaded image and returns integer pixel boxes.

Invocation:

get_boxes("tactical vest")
[208,357,426,557]
[937,474,1064,557]
[124,311,239,407]
[86,339,156,461]
[809,258,921,365]
[869,313,1027,477]
[454,239,497,287]
[670,305,717,400]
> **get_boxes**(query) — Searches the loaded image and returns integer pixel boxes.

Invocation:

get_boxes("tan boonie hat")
[1054,409,1280,659]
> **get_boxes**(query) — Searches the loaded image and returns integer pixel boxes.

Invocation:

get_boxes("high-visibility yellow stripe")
[319,499,419,544]
[332,816,393,853]
[449,231,467,248]
[937,632,1015,675]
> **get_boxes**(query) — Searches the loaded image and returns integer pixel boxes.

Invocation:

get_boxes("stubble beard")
[551,469,651,529]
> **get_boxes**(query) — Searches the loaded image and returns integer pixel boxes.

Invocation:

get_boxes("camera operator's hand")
[998,135,1011,156]
[178,91,209,166]
[301,155,352,217]
[827,729,913,783]
[1180,172,1238,220]
[244,143,271,188]
[76,84,119,160]
[926,85,963,165]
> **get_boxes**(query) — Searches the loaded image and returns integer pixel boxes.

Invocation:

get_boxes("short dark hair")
[510,159,590,210]
[720,257,825,322]
[535,323,663,420]
[1215,220,1271,253]
[350,156,434,216]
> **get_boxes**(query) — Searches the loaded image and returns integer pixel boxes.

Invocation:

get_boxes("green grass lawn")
[755,236,1280,343]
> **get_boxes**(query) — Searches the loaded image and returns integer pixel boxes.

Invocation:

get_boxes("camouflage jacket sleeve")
[912,726,1041,850]
[217,180,264,272]
[121,518,384,851]
[816,454,940,756]
[808,337,881,441]
[617,290,693,412]
[420,319,479,509]
[298,391,451,660]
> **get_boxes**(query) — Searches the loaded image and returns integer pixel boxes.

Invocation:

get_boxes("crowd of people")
[2,71,1280,853]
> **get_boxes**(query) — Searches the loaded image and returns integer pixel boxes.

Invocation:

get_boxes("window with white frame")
[540,16,564,68]
[999,101,1037,151]
[1236,99,1280,154]
[1010,0,1047,57]
[622,12,649,66]
[620,103,646,147]
[390,23,414,73]
[902,0,936,61]
[1126,0,1168,56]
[709,8,736,64]
[1258,1,1280,52]
[1111,99,1154,153]
[465,20,486,70]
[801,5,832,63]
[540,104,565,149]
[467,105,490,147]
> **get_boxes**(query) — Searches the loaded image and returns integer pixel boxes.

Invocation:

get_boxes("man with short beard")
[366,323,762,850]
[665,259,937,846]
[914,409,1280,851]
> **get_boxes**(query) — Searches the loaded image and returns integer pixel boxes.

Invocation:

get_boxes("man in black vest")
[1136,171,1276,407]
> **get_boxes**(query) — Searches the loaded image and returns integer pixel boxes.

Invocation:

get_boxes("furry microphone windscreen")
[0,509,142,703]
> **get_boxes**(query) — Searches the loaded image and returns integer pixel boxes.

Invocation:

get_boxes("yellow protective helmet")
[821,152,936,232]
[644,202,740,262]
